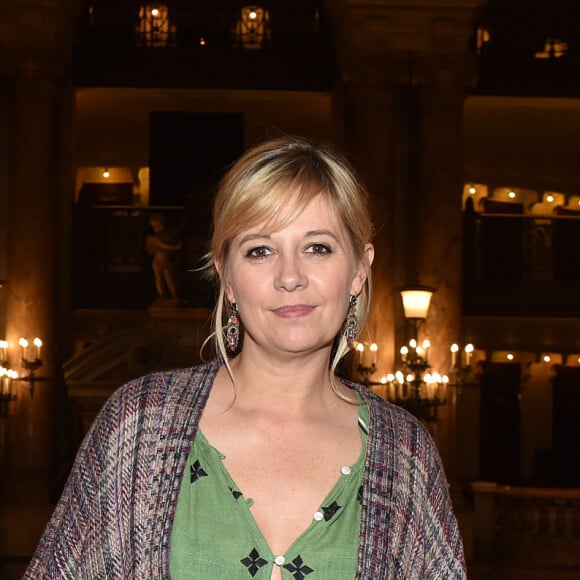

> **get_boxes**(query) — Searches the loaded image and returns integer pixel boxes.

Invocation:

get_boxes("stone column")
[327,0,481,494]
[4,75,64,498]
[0,10,74,574]
[338,72,400,374]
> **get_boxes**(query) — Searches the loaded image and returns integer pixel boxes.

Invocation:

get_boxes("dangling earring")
[226,303,240,353]
[345,295,358,347]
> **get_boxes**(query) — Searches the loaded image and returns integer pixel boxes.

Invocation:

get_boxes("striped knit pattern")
[24,362,466,579]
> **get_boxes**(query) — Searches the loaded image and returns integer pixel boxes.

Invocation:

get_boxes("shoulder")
[88,361,220,442]
[106,361,219,406]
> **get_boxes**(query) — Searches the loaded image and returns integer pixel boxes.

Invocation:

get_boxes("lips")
[273,305,314,319]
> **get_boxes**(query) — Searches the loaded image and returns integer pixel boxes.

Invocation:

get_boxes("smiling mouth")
[273,305,314,319]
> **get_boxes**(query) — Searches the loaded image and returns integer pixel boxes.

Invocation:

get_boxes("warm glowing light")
[151,8,159,16]
[32,337,42,359]
[400,287,434,319]
[249,10,257,19]
[406,373,414,383]
[543,354,551,363]
[386,373,395,382]
[409,339,417,349]
[395,371,404,383]
[19,338,28,349]
[442,375,449,384]
[199,37,206,46]
[356,343,364,353]
[380,376,388,384]
[451,343,459,366]
[508,191,516,199]
[422,339,430,350]
[370,343,378,353]
[102,168,110,179]
[507,353,514,361]
[546,195,554,203]
[469,186,476,194]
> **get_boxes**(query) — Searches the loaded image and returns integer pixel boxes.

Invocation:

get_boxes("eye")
[246,246,272,259]
[306,243,331,255]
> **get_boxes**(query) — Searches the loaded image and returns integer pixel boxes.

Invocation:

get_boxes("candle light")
[422,339,430,362]
[464,343,474,366]
[356,342,365,364]
[400,346,408,362]
[451,343,459,367]
[33,337,42,360]
[0,340,7,362]
[0,367,7,396]
[1,368,17,397]
[19,337,29,360]
[370,342,378,365]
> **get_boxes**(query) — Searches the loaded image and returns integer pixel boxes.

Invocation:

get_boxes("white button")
[314,511,324,521]
[341,466,351,475]
[274,555,285,566]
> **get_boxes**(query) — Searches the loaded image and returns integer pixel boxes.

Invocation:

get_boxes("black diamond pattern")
[229,485,243,499]
[190,459,208,483]
[241,548,268,577]
[357,484,363,505]
[283,555,314,580]
[321,500,341,521]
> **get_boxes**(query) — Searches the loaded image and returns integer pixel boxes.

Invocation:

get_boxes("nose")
[275,253,307,292]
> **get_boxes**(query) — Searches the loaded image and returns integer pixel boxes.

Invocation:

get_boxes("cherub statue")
[145,212,184,302]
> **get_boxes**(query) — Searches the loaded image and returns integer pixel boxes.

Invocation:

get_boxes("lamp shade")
[399,285,435,319]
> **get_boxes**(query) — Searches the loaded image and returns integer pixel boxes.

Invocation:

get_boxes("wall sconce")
[355,282,477,427]
[399,283,436,341]
[19,337,43,380]
[0,337,44,399]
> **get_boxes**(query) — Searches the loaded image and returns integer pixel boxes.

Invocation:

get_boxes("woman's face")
[223,194,374,359]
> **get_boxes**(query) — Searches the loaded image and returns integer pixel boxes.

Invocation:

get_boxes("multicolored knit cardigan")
[24,361,466,579]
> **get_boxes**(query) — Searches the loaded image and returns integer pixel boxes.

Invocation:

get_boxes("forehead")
[238,194,346,238]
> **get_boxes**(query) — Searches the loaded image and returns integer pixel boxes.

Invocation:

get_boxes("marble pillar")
[4,75,64,500]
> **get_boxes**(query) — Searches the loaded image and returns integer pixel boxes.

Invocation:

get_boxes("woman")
[25,136,466,579]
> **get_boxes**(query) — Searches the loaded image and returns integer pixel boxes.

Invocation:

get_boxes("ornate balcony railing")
[74,0,333,89]
[472,482,580,572]
[463,211,580,316]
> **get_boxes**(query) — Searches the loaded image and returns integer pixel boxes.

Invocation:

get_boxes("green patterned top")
[170,399,369,579]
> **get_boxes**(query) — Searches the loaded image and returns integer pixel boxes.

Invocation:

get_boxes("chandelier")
[355,283,474,424]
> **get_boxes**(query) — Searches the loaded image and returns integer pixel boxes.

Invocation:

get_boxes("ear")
[215,260,236,304]
[350,243,374,296]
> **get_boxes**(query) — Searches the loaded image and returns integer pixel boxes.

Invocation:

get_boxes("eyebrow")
[238,229,339,245]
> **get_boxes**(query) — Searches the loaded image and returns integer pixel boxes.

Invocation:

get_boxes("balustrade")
[472,482,580,571]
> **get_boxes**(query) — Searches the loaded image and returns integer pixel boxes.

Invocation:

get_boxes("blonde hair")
[205,135,373,395]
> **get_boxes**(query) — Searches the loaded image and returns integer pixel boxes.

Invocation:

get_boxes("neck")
[225,347,341,412]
